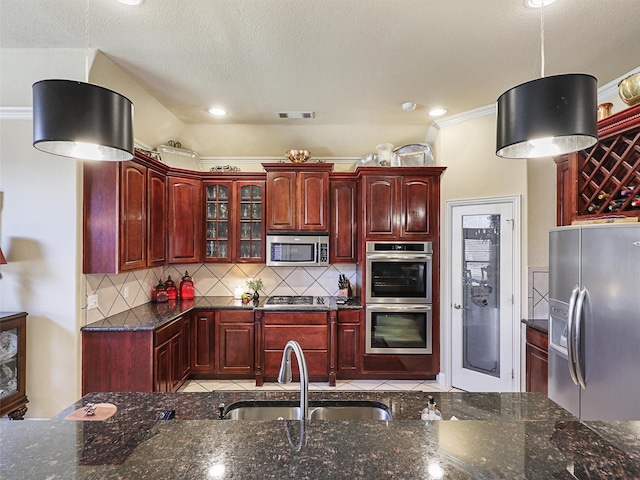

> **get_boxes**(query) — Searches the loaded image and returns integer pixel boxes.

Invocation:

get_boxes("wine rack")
[558,103,640,224]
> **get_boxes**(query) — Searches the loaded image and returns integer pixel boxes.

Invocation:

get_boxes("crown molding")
[0,106,32,120]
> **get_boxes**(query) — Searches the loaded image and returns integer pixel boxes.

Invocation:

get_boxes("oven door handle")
[366,305,432,312]
[365,253,431,260]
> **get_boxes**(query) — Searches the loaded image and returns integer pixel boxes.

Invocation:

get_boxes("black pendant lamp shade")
[33,79,134,161]
[496,73,598,159]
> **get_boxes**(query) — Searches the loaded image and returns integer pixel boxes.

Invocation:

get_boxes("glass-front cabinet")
[203,179,265,263]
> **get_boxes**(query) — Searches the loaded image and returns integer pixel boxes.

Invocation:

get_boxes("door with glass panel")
[450,198,519,392]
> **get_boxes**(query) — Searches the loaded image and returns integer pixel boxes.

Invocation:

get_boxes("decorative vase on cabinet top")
[618,72,640,106]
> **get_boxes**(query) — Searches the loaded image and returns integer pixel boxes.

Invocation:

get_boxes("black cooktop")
[264,296,329,307]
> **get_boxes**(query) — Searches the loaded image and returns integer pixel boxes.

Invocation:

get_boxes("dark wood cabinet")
[556,103,640,225]
[191,310,216,375]
[0,312,28,419]
[204,179,265,263]
[256,310,336,385]
[168,175,202,263]
[83,153,167,273]
[264,163,331,232]
[358,167,446,240]
[525,326,548,395]
[82,316,189,394]
[216,309,254,376]
[337,309,360,377]
[329,176,358,263]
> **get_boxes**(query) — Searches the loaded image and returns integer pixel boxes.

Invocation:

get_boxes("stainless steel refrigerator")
[548,223,640,421]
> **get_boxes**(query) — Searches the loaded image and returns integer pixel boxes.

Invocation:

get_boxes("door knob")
[453,303,462,309]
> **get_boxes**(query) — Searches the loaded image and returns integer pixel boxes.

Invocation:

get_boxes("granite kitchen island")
[2,391,639,479]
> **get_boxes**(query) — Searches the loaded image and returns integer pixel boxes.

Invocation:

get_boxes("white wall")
[0,49,86,418]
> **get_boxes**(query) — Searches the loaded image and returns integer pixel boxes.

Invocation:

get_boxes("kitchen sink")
[221,400,392,421]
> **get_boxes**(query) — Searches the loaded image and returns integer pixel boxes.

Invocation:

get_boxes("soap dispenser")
[421,395,443,421]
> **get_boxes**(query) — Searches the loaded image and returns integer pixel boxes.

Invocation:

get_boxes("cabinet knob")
[453,303,462,310]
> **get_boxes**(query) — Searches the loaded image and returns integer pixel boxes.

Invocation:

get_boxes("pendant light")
[496,3,597,159]
[31,0,134,161]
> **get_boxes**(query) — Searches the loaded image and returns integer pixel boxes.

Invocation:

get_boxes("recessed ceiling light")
[208,107,227,117]
[428,108,447,117]
[402,102,416,111]
[118,0,144,5]
[524,0,557,8]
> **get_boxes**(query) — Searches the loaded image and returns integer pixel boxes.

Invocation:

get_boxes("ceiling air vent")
[277,111,315,119]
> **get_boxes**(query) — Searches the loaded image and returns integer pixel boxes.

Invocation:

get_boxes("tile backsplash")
[84,263,357,324]
[527,266,549,320]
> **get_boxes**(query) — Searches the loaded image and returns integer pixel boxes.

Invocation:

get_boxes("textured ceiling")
[2,1,640,141]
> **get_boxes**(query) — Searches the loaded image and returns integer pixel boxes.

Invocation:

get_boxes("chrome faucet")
[278,340,309,420]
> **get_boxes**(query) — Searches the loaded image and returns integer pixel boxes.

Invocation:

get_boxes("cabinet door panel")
[401,176,431,237]
[191,311,215,373]
[217,323,254,374]
[267,172,296,230]
[147,169,167,266]
[299,172,328,231]
[264,350,328,376]
[264,325,328,350]
[365,176,397,237]
[338,324,359,373]
[330,179,357,263]
[168,177,202,263]
[154,341,171,393]
[120,161,147,270]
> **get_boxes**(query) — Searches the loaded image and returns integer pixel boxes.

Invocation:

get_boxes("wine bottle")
[598,192,612,200]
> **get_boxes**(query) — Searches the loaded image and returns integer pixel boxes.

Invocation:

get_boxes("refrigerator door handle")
[566,285,581,386]
[574,287,588,390]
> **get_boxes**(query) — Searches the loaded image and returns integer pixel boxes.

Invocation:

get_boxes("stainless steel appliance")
[365,304,432,354]
[263,295,331,309]
[548,224,640,420]
[266,234,329,267]
[364,241,433,355]
[365,241,432,304]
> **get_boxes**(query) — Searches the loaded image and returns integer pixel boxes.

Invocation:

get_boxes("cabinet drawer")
[263,311,327,325]
[526,327,548,352]
[337,309,360,323]
[219,309,254,323]
[264,325,328,350]
[155,317,183,345]
[264,350,328,376]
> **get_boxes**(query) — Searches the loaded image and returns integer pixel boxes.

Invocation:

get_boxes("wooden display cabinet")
[203,179,265,263]
[556,103,640,225]
[264,163,332,232]
[0,312,28,419]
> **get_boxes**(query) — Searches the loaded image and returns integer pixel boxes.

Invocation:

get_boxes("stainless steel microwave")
[266,234,329,267]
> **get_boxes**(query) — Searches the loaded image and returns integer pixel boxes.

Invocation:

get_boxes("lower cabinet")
[337,309,360,377]
[154,316,190,392]
[216,309,255,377]
[191,310,216,375]
[82,316,189,395]
[256,310,336,386]
[525,326,548,395]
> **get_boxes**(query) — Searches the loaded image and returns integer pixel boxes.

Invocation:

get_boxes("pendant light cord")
[540,1,545,78]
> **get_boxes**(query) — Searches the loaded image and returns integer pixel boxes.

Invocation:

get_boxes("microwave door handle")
[566,285,580,386]
[574,287,588,390]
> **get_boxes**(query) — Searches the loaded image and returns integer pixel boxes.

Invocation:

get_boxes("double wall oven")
[365,241,433,355]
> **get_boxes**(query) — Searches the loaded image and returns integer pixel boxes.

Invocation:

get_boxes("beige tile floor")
[179,378,463,393]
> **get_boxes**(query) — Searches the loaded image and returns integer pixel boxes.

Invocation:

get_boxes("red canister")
[165,275,178,300]
[151,281,168,303]
[179,271,195,300]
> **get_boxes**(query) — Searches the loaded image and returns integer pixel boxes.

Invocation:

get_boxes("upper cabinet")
[358,167,446,240]
[329,175,358,263]
[264,163,332,232]
[556,103,640,225]
[168,175,202,263]
[83,153,167,274]
[204,178,265,263]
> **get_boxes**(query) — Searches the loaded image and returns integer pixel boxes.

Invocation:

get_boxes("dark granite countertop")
[82,296,362,331]
[4,392,639,479]
[521,318,549,334]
